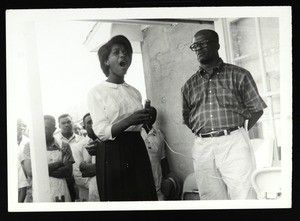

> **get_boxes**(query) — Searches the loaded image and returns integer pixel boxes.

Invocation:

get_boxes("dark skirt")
[96,131,158,201]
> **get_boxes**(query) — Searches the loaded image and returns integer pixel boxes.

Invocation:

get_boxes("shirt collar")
[47,138,61,150]
[199,58,223,76]
[103,81,129,89]
[59,132,79,143]
[142,126,157,136]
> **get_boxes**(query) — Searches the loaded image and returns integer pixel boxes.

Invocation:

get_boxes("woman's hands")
[85,140,100,156]
[126,109,151,126]
[111,108,153,138]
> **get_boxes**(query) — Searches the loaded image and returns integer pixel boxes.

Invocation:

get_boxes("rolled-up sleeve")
[87,88,114,141]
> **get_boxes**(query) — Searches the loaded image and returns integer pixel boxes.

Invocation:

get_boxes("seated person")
[22,115,75,202]
[141,107,171,200]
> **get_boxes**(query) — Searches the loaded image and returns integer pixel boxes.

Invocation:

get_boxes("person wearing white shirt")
[71,136,91,201]
[141,107,171,200]
[18,160,29,202]
[87,35,157,201]
[17,119,31,202]
[22,115,74,202]
[17,119,30,161]
[56,114,83,148]
[78,113,100,201]
[55,114,83,202]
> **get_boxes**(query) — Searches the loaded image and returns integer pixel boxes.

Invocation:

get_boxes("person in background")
[81,129,88,137]
[73,123,83,136]
[141,107,171,200]
[87,35,157,201]
[22,115,75,202]
[79,113,100,201]
[55,114,83,201]
[72,113,99,201]
[181,29,267,200]
[18,160,29,202]
[17,119,31,202]
[17,119,29,161]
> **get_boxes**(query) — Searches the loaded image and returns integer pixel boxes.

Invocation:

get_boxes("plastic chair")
[251,167,281,199]
[250,138,281,199]
[181,173,200,200]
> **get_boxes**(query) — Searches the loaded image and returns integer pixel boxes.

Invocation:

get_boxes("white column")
[24,21,51,202]
[6,11,20,210]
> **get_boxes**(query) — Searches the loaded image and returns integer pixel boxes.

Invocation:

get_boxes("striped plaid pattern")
[181,59,267,134]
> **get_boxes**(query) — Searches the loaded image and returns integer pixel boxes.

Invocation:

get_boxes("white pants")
[192,128,257,200]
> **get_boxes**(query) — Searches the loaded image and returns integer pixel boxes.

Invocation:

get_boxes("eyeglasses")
[189,40,215,51]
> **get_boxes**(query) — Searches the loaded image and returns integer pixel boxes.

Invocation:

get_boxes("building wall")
[141,22,214,182]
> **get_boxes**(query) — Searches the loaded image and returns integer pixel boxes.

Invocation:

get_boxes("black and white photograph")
[6,6,292,211]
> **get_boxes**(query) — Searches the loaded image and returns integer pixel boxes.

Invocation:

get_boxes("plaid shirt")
[181,58,267,134]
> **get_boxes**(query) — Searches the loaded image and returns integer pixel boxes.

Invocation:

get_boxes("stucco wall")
[141,22,214,183]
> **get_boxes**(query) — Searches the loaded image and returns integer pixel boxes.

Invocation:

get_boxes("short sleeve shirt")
[181,59,267,134]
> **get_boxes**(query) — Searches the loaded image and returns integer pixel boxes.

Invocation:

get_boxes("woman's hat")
[161,172,182,200]
[98,35,133,76]
[106,35,133,54]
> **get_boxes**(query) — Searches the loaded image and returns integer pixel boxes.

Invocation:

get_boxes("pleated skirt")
[96,131,158,201]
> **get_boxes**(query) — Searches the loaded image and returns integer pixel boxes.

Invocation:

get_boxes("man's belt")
[197,126,240,138]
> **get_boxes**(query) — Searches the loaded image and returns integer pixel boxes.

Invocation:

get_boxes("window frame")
[214,18,281,165]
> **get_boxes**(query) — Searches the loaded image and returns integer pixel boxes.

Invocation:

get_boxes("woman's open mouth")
[119,60,127,67]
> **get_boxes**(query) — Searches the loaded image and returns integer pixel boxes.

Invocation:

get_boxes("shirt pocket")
[216,86,240,109]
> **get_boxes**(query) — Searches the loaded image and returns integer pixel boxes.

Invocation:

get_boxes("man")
[18,158,29,202]
[17,119,30,161]
[79,113,100,201]
[141,107,171,200]
[73,123,83,136]
[181,29,267,200]
[72,113,99,201]
[56,114,83,201]
[17,119,30,202]
[22,115,75,202]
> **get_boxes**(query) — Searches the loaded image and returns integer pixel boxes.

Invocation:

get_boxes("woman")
[87,35,157,201]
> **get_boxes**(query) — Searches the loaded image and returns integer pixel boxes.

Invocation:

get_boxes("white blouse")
[87,81,143,141]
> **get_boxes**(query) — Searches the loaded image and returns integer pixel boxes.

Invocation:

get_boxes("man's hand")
[85,140,99,156]
[48,161,64,173]
[80,161,96,177]
[247,110,263,130]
